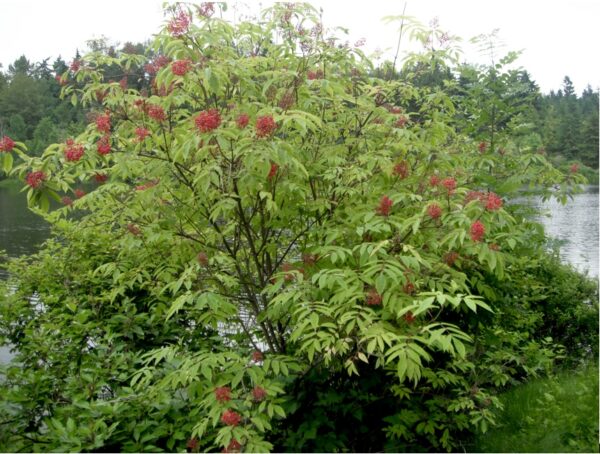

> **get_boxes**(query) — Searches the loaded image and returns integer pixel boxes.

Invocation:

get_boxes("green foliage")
[473,363,599,453]
[0,3,595,452]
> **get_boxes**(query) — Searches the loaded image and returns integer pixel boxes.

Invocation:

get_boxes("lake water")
[0,182,598,363]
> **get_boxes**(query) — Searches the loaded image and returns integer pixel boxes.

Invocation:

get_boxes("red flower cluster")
[429,175,440,187]
[167,10,191,36]
[307,69,323,80]
[478,141,488,153]
[268,162,279,179]
[26,171,46,189]
[403,281,416,295]
[96,113,111,133]
[470,220,485,242]
[570,163,579,173]
[0,135,15,152]
[236,113,249,129]
[97,135,111,155]
[195,109,221,133]
[215,386,232,403]
[197,252,209,266]
[427,203,442,219]
[220,409,241,426]
[465,190,484,204]
[252,350,263,362]
[61,196,73,206]
[64,140,84,162]
[441,177,456,195]
[393,161,409,179]
[485,192,503,211]
[255,115,276,138]
[376,195,393,216]
[94,173,108,184]
[252,386,267,401]
[135,127,150,142]
[222,439,242,453]
[403,311,416,324]
[171,59,192,76]
[147,104,166,122]
[366,288,382,306]
[74,188,86,199]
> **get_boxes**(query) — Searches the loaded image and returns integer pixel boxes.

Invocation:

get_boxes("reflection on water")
[518,186,599,278]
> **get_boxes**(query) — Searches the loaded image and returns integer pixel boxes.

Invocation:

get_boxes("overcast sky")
[1,0,598,94]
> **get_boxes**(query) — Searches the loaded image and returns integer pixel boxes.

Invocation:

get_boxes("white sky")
[0,0,598,94]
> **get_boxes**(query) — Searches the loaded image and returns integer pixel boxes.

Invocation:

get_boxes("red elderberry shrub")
[97,136,111,155]
[0,136,15,152]
[427,203,442,219]
[441,177,456,195]
[222,439,242,453]
[96,113,111,133]
[168,10,191,36]
[393,161,409,179]
[403,311,416,323]
[470,220,485,242]
[252,350,264,362]
[429,175,440,187]
[485,192,503,211]
[252,386,267,401]
[268,162,279,179]
[376,195,393,216]
[26,171,46,189]
[220,409,241,427]
[64,141,84,162]
[74,188,86,199]
[195,109,221,133]
[443,251,459,266]
[187,437,199,450]
[171,59,192,76]
[236,113,249,129]
[255,115,277,138]
[147,104,166,122]
[366,288,382,306]
[465,190,484,204]
[570,163,579,173]
[135,127,150,142]
[214,386,232,403]
[94,173,108,184]
[61,196,73,206]
[197,252,209,266]
[127,223,141,236]
[478,141,488,153]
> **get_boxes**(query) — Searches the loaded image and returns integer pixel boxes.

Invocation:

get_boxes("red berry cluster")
[427,203,442,219]
[97,135,111,155]
[464,191,502,211]
[215,386,232,403]
[222,439,242,453]
[197,252,209,266]
[429,175,440,187]
[96,113,111,133]
[127,223,141,236]
[394,116,408,128]
[61,196,73,206]
[74,188,86,199]
[64,140,84,162]
[403,311,416,324]
[144,55,171,75]
[478,141,488,153]
[570,163,579,173]
[470,220,485,242]
[94,173,108,184]
[376,195,393,216]
[195,109,221,133]
[443,251,459,266]
[198,2,216,17]
[70,60,81,72]
[441,177,456,195]
[147,104,166,122]
[393,161,409,179]
[135,127,150,142]
[252,386,267,401]
[135,179,159,191]
[26,171,46,189]
[236,113,249,129]
[220,409,241,426]
[171,59,192,76]
[252,350,263,362]
[268,162,279,179]
[167,10,191,36]
[366,288,382,306]
[255,115,276,138]
[0,135,15,152]
[307,69,324,80]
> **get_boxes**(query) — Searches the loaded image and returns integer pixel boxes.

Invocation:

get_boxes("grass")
[473,363,599,452]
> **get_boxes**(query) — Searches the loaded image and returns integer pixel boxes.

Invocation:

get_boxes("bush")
[0,3,592,452]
